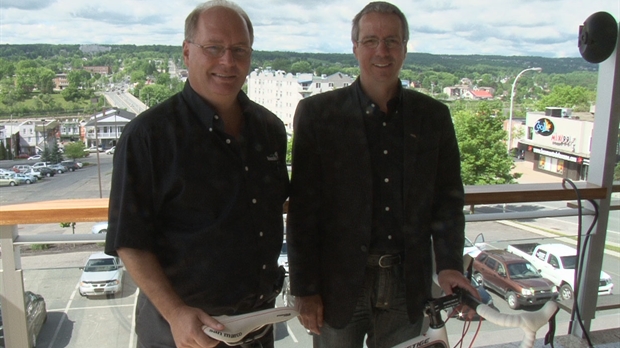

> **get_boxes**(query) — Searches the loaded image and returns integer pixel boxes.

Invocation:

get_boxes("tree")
[536,84,594,112]
[48,142,64,164]
[0,141,7,160]
[64,141,87,159]
[453,102,518,186]
[290,61,312,74]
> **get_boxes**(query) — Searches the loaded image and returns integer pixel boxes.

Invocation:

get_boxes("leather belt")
[367,254,402,268]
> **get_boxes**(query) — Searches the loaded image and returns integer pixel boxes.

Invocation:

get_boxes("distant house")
[462,89,494,100]
[53,74,69,90]
[83,66,112,75]
[84,108,136,148]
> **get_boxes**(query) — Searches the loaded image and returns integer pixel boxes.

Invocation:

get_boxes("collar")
[181,81,254,130]
[353,78,404,114]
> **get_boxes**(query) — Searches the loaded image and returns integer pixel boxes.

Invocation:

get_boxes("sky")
[0,0,619,58]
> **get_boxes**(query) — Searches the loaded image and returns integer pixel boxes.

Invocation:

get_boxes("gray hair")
[184,0,254,45]
[351,1,409,43]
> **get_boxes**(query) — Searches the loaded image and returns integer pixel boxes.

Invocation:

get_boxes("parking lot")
[2,156,619,348]
[1,155,308,348]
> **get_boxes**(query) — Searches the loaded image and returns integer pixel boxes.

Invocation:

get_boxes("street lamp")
[507,67,542,155]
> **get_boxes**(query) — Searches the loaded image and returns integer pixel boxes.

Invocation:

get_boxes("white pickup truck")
[506,243,614,301]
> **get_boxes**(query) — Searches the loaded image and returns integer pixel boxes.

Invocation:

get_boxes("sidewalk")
[512,160,563,184]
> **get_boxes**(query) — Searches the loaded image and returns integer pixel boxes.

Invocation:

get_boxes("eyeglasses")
[187,41,253,59]
[357,37,405,50]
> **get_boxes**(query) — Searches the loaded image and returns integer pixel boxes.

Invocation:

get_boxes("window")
[548,255,560,269]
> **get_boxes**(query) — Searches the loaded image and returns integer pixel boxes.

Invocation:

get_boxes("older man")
[105,1,288,347]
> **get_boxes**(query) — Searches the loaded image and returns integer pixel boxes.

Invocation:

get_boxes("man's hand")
[168,305,225,348]
[296,295,324,335]
[438,269,481,321]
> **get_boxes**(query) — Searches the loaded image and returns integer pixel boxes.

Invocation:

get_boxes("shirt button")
[383,150,388,155]
[262,264,266,269]
[226,139,231,144]
[252,198,257,204]
[245,166,249,171]
[361,245,368,252]
[385,206,390,211]
[366,110,370,115]
[383,122,387,126]
[388,235,392,240]
[209,128,213,132]
[214,115,219,120]
[259,295,264,300]
[259,231,264,237]
[384,178,389,183]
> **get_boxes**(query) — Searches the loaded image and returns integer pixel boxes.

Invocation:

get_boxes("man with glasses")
[105,1,288,347]
[287,2,476,347]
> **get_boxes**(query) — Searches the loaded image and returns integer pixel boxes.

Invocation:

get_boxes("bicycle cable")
[561,178,596,347]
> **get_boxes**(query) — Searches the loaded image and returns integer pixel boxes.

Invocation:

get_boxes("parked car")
[79,252,124,297]
[36,167,56,178]
[90,221,108,234]
[22,168,43,180]
[506,242,614,300]
[2,172,34,185]
[86,146,103,153]
[31,162,51,170]
[105,146,115,155]
[0,177,19,187]
[0,291,48,348]
[60,160,80,172]
[48,163,68,174]
[15,173,37,184]
[11,164,32,173]
[27,155,41,160]
[472,250,558,309]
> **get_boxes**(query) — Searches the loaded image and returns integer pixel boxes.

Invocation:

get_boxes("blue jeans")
[313,265,423,348]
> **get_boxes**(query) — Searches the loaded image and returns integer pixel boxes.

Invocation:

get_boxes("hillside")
[0,44,597,75]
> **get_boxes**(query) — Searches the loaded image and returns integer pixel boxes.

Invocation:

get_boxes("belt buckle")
[378,254,395,268]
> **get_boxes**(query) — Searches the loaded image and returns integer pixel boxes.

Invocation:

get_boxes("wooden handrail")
[0,183,612,226]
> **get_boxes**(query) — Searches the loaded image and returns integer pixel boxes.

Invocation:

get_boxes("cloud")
[0,0,54,10]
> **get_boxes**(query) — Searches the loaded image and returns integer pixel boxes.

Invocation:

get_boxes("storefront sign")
[532,147,581,163]
[550,134,576,147]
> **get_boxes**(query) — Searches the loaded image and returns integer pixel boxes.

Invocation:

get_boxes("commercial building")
[518,107,597,181]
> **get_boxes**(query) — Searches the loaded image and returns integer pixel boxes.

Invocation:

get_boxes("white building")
[247,69,354,132]
[84,108,136,149]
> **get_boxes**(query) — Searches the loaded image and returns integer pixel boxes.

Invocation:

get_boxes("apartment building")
[247,69,354,131]
[83,108,136,148]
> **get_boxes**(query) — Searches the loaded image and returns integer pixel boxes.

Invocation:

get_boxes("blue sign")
[534,118,554,136]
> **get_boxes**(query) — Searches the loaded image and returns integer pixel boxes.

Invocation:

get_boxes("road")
[1,157,618,347]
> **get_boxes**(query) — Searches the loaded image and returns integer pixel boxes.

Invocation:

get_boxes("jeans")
[313,265,422,348]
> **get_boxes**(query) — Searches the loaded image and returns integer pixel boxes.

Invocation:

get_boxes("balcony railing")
[1,183,618,347]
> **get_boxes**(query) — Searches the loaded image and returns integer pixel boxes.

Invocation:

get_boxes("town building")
[517,107,595,181]
[247,69,354,131]
[83,108,136,149]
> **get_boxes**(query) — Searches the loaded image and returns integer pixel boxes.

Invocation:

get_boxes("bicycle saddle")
[202,307,299,345]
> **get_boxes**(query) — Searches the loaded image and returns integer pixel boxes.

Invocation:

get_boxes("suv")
[60,160,80,172]
[79,253,124,297]
[472,250,558,309]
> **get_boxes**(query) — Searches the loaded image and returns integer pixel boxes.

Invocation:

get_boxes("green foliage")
[0,141,7,160]
[47,142,64,163]
[536,84,594,112]
[615,162,620,181]
[30,244,50,250]
[64,141,86,159]
[453,102,517,185]
[286,134,293,164]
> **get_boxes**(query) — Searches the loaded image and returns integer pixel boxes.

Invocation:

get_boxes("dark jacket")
[286,80,465,328]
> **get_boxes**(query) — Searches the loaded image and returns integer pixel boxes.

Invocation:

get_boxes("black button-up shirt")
[356,82,405,254]
[106,81,289,315]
